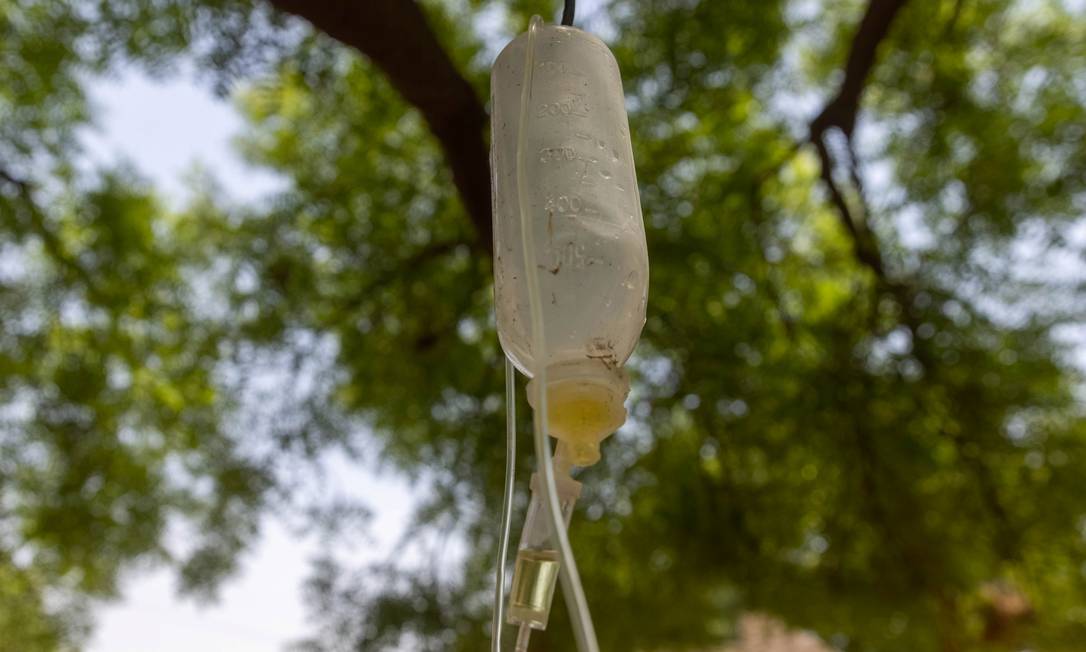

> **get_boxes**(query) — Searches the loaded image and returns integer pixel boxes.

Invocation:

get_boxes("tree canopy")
[2,0,1085,650]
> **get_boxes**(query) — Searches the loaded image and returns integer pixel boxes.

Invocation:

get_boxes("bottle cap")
[526,360,629,466]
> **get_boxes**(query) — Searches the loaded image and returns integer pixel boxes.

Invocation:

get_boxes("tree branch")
[0,166,31,193]
[265,0,493,250]
[808,0,909,283]
[807,0,1020,583]
[810,0,910,139]
[0,167,108,301]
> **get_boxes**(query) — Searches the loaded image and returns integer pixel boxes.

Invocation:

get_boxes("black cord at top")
[561,0,575,25]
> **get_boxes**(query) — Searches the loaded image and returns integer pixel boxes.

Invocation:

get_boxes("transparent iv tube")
[512,16,598,652]
[490,357,518,652]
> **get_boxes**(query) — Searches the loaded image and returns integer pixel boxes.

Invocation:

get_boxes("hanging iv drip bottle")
[491,23,648,467]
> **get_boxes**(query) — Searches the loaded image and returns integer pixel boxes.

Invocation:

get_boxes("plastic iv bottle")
[491,23,648,467]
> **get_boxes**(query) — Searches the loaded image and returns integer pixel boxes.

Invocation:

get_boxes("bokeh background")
[2,0,1086,650]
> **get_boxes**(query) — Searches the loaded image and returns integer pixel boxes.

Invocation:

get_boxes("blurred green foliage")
[2,0,1086,651]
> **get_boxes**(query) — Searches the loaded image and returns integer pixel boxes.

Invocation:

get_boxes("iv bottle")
[491,24,648,466]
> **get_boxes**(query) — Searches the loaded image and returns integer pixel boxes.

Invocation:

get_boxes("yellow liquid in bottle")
[507,548,560,629]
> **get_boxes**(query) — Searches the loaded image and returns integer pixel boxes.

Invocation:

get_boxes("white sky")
[81,71,416,652]
[79,70,283,205]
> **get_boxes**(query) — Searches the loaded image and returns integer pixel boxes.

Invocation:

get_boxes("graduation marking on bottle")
[541,240,601,273]
[539,146,577,162]
[537,94,590,118]
[543,193,601,219]
[536,60,586,78]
